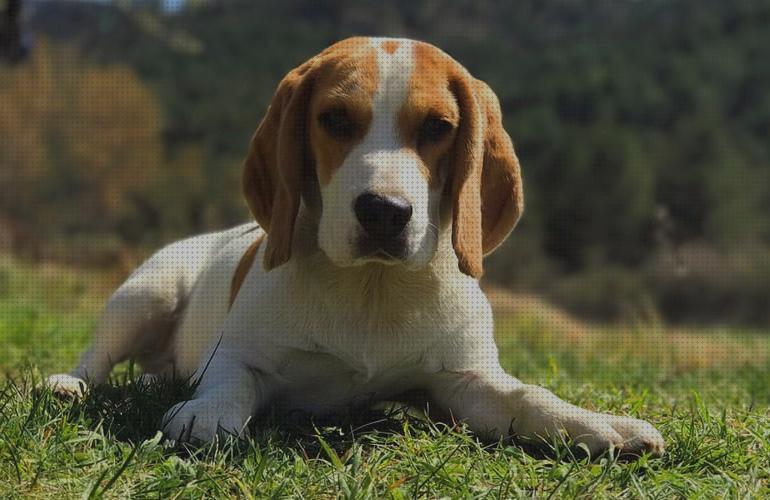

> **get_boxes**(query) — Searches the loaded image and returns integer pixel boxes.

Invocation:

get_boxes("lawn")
[1,256,768,498]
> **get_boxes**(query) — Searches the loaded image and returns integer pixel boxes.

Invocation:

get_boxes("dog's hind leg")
[45,224,259,397]
[46,251,187,397]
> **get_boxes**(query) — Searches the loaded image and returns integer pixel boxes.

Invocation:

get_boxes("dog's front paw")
[515,386,664,459]
[557,412,665,459]
[606,414,665,458]
[45,374,87,398]
[161,399,251,443]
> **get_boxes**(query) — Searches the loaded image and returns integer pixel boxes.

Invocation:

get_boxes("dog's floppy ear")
[243,61,316,270]
[450,73,524,278]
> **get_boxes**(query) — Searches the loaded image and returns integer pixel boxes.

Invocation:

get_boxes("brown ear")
[451,75,524,278]
[242,62,316,270]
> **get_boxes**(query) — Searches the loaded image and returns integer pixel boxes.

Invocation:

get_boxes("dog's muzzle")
[354,192,412,260]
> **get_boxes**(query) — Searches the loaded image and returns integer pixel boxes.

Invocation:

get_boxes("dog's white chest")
[269,342,424,413]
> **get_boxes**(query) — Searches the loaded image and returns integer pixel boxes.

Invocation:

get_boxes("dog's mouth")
[355,236,409,265]
[359,250,400,265]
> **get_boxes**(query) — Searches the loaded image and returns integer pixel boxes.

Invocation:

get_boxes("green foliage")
[1,260,770,496]
[5,378,769,497]
[3,0,770,324]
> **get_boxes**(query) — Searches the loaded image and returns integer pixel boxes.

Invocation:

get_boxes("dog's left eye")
[318,108,354,139]
[418,117,454,145]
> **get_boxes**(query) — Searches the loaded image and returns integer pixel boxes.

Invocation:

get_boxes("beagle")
[47,37,664,457]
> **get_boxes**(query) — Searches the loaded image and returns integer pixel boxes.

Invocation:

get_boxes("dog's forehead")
[369,37,416,102]
[314,37,456,104]
[309,38,463,187]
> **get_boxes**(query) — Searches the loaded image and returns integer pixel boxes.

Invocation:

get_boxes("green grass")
[1,256,769,498]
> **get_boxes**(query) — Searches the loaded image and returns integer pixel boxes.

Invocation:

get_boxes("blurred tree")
[3,0,770,324]
[0,38,164,258]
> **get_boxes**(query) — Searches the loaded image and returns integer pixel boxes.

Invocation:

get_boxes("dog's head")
[243,37,523,278]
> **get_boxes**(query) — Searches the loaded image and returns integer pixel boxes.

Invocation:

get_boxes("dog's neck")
[285,206,459,313]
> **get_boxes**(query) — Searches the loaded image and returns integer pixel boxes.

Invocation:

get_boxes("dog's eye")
[418,117,454,145]
[318,108,354,139]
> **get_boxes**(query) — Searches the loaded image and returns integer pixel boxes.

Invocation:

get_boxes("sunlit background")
[2,0,769,330]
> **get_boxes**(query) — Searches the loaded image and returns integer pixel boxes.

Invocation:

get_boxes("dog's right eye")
[418,116,454,146]
[318,108,354,140]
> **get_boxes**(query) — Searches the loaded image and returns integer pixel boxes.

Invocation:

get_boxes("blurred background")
[1,0,769,328]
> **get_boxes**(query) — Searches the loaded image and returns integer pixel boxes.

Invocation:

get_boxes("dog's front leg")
[429,367,664,458]
[161,347,267,443]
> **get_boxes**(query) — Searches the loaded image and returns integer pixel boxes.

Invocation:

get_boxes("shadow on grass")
[45,374,441,458]
[21,371,626,465]
[66,373,195,443]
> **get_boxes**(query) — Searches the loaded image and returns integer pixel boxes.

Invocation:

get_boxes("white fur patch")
[368,38,415,152]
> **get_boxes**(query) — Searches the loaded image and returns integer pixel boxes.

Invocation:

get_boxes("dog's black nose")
[354,192,412,242]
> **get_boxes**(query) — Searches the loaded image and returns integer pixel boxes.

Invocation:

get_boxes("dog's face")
[243,37,524,277]
[312,39,460,270]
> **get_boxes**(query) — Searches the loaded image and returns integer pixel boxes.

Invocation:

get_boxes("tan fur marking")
[399,42,461,189]
[381,39,400,54]
[310,45,377,186]
[229,233,265,309]
[408,41,523,277]
[242,37,377,270]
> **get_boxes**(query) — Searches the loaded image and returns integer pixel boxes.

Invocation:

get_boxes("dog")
[47,37,664,457]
